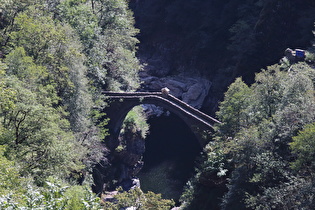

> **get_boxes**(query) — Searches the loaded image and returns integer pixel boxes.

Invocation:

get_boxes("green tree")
[103,187,175,210]
[58,0,141,91]
[6,4,105,170]
[122,106,149,139]
[0,145,24,196]
[0,0,35,49]
[290,123,315,172]
[1,51,87,182]
[0,61,16,112]
[9,8,74,98]
[216,77,251,137]
[209,63,315,209]
[274,63,315,149]
[250,65,286,121]
[0,77,86,182]
[0,178,101,209]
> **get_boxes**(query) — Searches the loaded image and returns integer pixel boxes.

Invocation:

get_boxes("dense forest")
[0,0,172,208]
[1,0,315,209]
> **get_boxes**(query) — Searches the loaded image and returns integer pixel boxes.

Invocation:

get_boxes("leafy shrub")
[103,187,175,210]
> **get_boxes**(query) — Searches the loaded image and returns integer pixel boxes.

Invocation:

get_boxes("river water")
[138,113,201,203]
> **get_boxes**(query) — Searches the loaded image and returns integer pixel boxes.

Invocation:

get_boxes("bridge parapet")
[166,94,221,126]
[104,91,220,125]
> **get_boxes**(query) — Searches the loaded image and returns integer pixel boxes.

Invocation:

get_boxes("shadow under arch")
[138,113,202,203]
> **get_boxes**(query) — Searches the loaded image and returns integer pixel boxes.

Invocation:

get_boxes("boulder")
[182,83,208,108]
[142,104,165,117]
[140,73,211,110]
[103,191,118,202]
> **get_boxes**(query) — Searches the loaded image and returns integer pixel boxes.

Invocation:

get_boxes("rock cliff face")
[93,129,145,193]
[116,129,144,190]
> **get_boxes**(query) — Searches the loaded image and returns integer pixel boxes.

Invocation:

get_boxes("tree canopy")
[182,59,315,209]
[0,0,148,208]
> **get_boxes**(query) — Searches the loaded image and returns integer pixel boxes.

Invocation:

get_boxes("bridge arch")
[92,91,221,194]
[103,92,220,149]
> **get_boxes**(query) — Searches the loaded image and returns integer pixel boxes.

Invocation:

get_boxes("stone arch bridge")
[103,91,221,148]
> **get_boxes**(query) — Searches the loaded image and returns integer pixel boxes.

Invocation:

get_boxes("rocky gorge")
[98,0,315,205]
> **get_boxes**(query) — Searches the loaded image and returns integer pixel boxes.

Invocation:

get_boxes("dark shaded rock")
[120,178,141,191]
[118,151,141,167]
